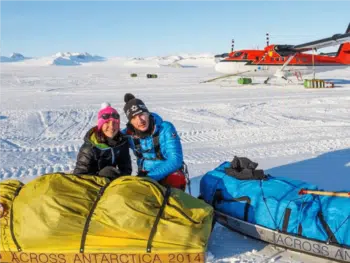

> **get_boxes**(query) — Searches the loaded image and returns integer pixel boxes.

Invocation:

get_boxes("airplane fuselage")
[215,45,350,78]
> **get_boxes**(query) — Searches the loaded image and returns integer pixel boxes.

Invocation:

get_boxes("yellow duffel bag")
[0,174,213,263]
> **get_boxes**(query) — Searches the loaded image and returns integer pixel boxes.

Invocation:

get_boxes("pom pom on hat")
[100,102,111,109]
[124,93,135,103]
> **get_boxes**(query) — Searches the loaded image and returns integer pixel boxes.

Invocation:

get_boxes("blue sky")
[1,1,349,57]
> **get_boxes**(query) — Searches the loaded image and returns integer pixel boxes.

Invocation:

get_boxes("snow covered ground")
[1,56,349,263]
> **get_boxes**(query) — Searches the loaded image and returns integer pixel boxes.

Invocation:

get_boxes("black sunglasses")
[101,113,120,120]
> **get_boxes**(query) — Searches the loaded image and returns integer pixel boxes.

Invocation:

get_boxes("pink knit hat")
[97,102,120,130]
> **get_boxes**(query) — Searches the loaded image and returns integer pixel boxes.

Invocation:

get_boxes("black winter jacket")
[73,127,132,177]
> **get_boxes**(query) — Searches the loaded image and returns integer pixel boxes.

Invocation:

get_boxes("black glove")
[138,170,148,177]
[98,166,121,179]
[225,156,267,180]
[231,156,258,171]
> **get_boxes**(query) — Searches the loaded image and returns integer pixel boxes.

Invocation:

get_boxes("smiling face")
[130,112,150,132]
[101,120,119,138]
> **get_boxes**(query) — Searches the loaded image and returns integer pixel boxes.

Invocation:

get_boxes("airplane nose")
[215,61,239,74]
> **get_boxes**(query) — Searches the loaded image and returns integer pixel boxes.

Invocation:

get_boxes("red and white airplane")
[207,23,350,83]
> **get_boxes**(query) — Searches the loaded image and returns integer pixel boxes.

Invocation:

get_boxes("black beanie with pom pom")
[123,93,149,121]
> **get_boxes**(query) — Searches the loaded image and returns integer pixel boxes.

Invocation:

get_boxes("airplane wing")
[293,32,350,52]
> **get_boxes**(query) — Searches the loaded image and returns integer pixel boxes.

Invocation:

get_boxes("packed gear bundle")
[0,174,213,263]
[200,157,350,262]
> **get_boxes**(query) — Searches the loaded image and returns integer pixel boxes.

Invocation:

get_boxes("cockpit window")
[233,52,242,57]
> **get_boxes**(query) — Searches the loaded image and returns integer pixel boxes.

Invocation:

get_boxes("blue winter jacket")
[123,113,183,181]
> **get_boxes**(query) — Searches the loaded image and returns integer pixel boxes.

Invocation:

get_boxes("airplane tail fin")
[336,23,350,63]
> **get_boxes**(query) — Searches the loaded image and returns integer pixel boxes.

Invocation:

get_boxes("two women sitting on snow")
[74,94,187,190]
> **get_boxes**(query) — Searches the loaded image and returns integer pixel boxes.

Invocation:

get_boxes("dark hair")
[96,128,108,143]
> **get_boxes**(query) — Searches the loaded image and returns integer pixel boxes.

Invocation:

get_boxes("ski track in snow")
[1,123,349,179]
[1,64,350,263]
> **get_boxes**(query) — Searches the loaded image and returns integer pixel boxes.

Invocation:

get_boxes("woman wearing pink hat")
[73,102,132,179]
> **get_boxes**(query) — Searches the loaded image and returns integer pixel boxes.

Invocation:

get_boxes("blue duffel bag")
[200,161,350,246]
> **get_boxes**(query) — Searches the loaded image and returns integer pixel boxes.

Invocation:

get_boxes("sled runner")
[215,211,350,262]
[0,174,213,263]
[200,159,350,262]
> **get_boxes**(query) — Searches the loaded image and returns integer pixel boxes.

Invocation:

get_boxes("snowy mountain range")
[0,52,216,67]
[0,52,30,62]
